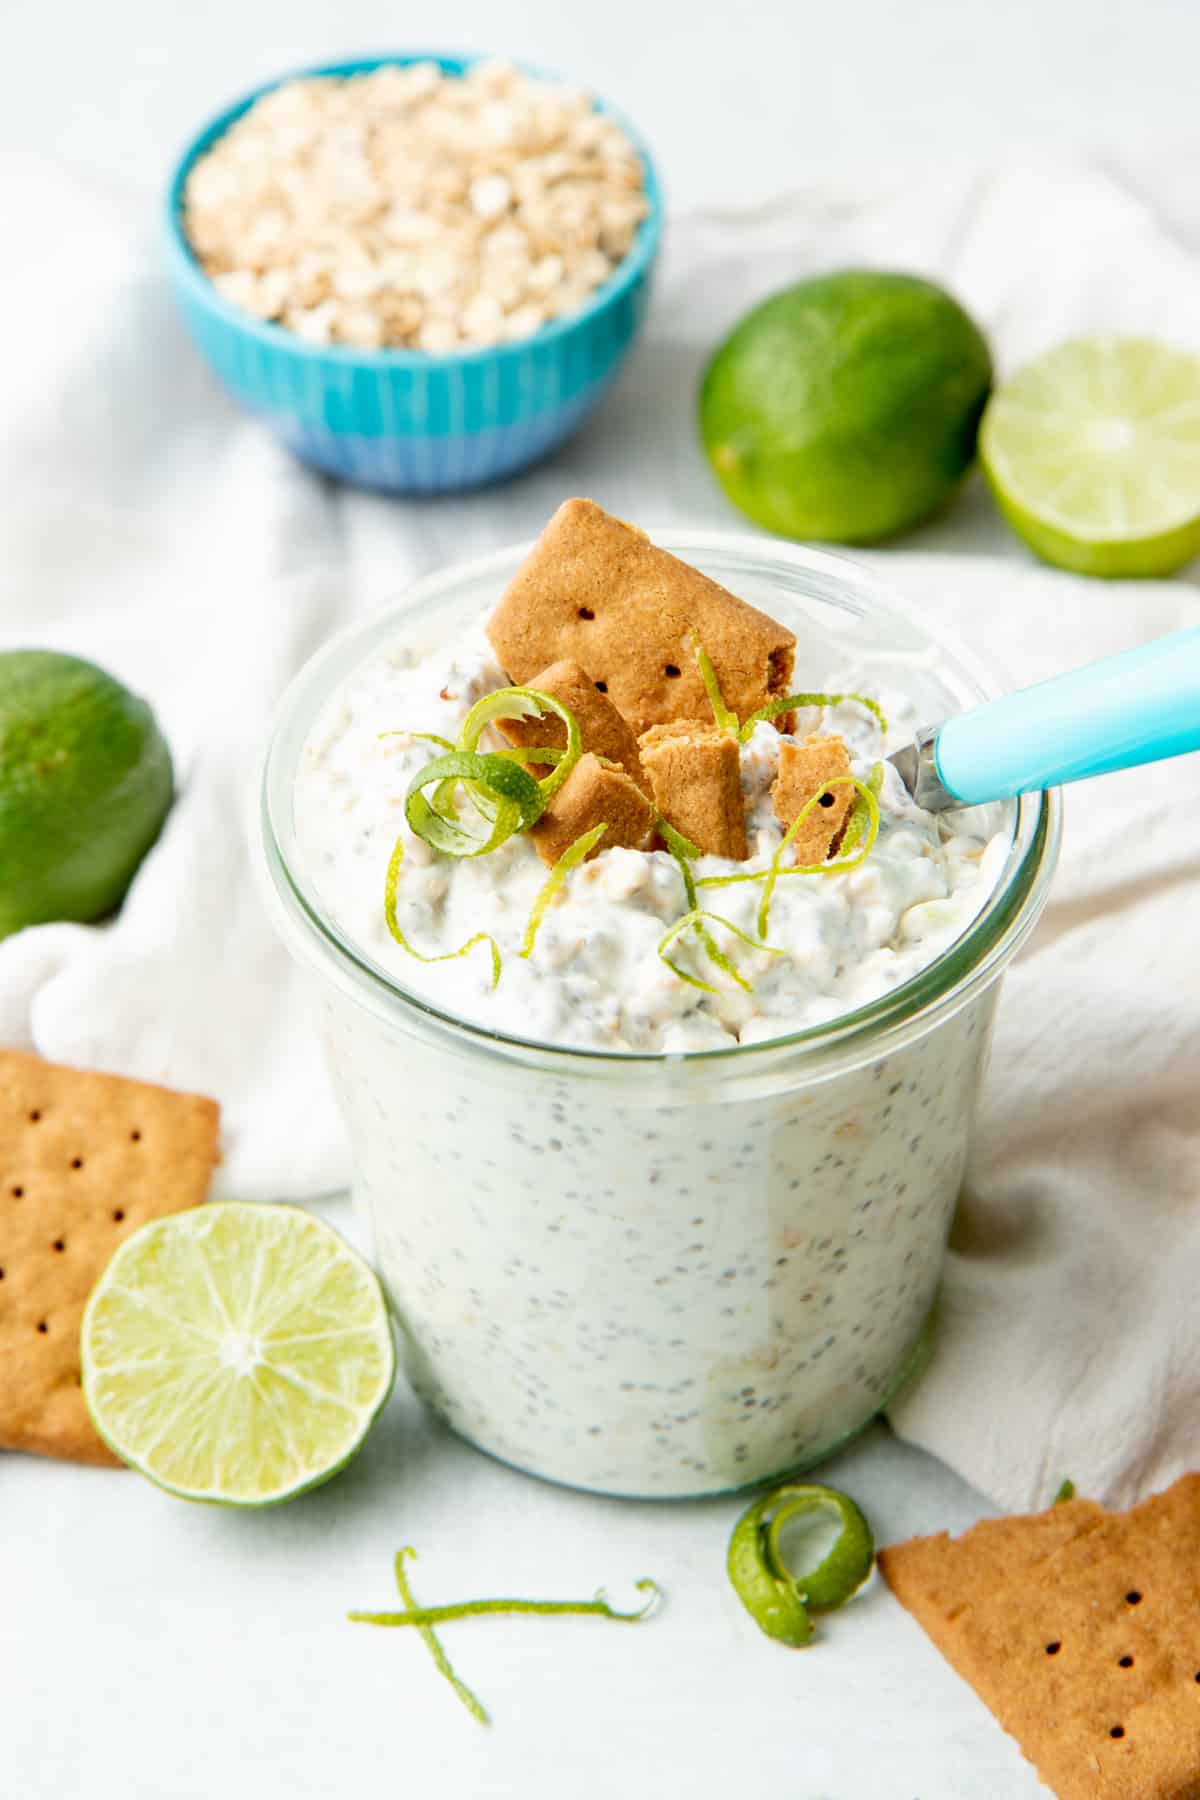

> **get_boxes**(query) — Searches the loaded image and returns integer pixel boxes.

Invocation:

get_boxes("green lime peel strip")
[751,771,881,938]
[739,691,889,742]
[657,817,782,994]
[727,1482,875,1648]
[692,634,740,737]
[521,823,608,958]
[457,685,583,807]
[385,1548,490,1726]
[349,1554,662,1727]
[384,838,502,988]
[696,766,882,934]
[1054,1478,1077,1505]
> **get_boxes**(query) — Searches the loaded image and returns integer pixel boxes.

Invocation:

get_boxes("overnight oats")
[259,504,1059,1497]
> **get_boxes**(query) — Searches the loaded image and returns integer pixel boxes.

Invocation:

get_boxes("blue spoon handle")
[933,625,1200,805]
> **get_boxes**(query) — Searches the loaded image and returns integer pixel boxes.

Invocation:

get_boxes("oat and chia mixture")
[286,505,1012,1494]
[184,60,649,352]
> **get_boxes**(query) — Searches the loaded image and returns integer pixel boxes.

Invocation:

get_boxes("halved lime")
[980,337,1200,577]
[81,1202,395,1505]
[0,649,173,939]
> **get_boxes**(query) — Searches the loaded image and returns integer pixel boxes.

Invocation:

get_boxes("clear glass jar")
[256,534,1060,1498]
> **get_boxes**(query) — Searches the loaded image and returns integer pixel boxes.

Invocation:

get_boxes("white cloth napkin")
[1,148,1197,1512]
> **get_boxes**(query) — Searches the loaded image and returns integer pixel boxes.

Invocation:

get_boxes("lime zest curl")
[657,907,782,995]
[349,1578,663,1630]
[458,684,583,807]
[727,1483,875,1648]
[384,838,502,988]
[738,691,889,742]
[386,1547,490,1726]
[406,750,543,858]
[656,816,782,994]
[753,771,880,937]
[521,823,608,958]
[691,633,740,737]
[349,1552,662,1726]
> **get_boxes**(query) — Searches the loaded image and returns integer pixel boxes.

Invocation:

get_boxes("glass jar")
[257,534,1060,1498]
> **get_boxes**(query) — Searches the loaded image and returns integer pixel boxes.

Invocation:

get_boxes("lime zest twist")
[738,691,889,742]
[384,838,502,988]
[727,1482,875,1648]
[656,817,782,994]
[521,823,608,958]
[696,765,883,941]
[349,1553,663,1726]
[691,633,740,737]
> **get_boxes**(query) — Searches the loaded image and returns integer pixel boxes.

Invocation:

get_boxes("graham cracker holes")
[11,1186,23,1198]
[594,680,608,693]
[70,1157,83,1170]
[1045,1641,1061,1656]
[112,1209,126,1223]
[1119,1655,1134,1668]
[818,792,836,807]
[664,664,681,678]
[1126,1591,1143,1606]
[577,607,595,621]
[53,1240,65,1253]
[1110,1726,1126,1739]
[36,1321,48,1334]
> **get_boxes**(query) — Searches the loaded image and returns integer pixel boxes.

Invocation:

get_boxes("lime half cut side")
[980,337,1200,577]
[82,1202,395,1505]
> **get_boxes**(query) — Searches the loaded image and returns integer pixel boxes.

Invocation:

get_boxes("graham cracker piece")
[772,734,855,864]
[530,752,655,867]
[638,722,748,861]
[495,658,645,785]
[487,499,796,738]
[0,1050,220,1466]
[879,1475,1200,1799]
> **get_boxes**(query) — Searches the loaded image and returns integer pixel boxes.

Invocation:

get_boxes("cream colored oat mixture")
[293,502,1009,1054]
[184,61,649,352]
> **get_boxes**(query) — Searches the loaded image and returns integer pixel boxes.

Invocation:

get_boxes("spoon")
[889,625,1200,812]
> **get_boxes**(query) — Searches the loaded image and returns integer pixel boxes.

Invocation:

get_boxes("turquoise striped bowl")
[165,54,662,493]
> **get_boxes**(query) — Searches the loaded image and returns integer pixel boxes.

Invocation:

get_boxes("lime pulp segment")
[980,336,1200,577]
[81,1202,395,1505]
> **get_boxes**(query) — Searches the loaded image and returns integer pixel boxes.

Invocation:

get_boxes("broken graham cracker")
[495,657,645,786]
[879,1474,1200,1800]
[639,722,748,861]
[772,735,856,864]
[487,498,796,738]
[530,752,655,867]
[0,1050,220,1466]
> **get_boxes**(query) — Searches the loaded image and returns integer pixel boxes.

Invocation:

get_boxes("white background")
[4,3,1200,1797]
[2,0,1198,229]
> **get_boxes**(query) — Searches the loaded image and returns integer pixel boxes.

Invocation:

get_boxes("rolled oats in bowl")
[183,59,651,353]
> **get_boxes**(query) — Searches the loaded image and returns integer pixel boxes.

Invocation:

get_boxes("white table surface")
[5,4,1198,1793]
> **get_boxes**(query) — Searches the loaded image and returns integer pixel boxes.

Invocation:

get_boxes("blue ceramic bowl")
[165,54,663,494]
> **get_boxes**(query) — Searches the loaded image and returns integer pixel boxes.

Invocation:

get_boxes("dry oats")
[183,61,650,352]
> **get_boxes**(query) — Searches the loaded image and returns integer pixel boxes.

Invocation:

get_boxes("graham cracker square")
[487,499,796,738]
[772,734,855,863]
[638,722,748,861]
[879,1475,1200,1799]
[530,752,655,867]
[0,1050,221,1466]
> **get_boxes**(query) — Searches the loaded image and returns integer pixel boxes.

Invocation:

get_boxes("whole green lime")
[699,270,993,543]
[0,650,173,939]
